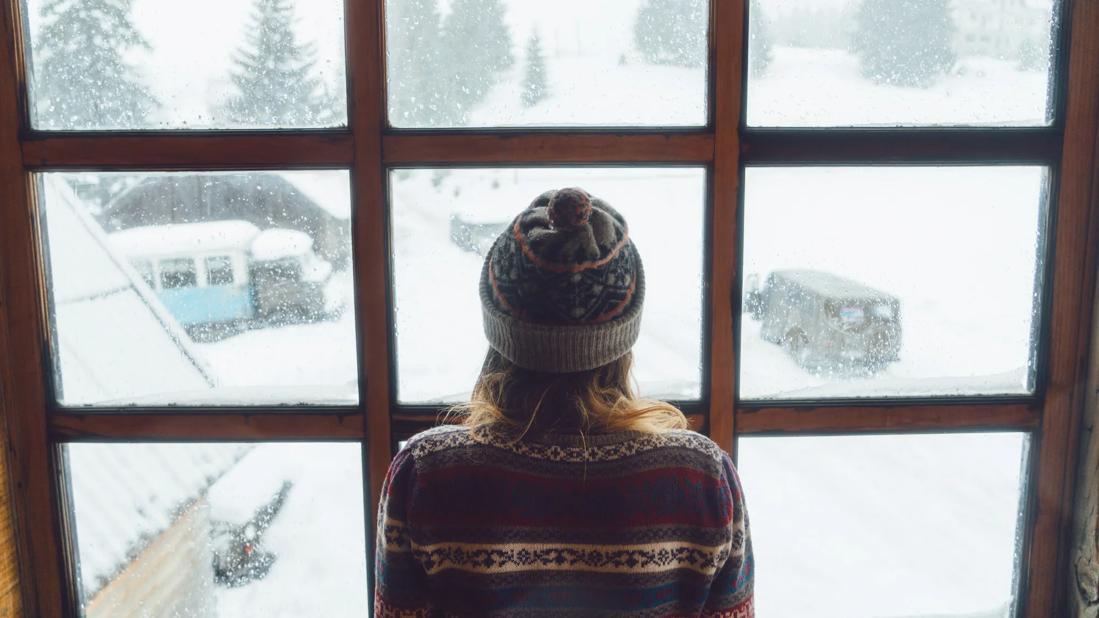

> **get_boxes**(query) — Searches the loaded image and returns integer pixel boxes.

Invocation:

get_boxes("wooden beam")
[1067,16,1099,615]
[0,397,21,618]
[1026,1,1099,615]
[346,0,392,525]
[1070,247,1099,616]
[707,0,744,455]
[382,131,714,165]
[48,412,363,441]
[0,0,68,614]
[21,132,354,170]
[737,402,1040,435]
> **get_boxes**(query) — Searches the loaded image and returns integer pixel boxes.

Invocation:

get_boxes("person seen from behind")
[375,187,754,617]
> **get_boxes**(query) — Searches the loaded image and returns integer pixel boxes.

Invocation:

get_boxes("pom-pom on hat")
[480,187,644,373]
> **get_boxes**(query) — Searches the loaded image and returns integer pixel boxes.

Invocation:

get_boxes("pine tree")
[852,0,956,88]
[748,0,773,78]
[634,0,707,68]
[223,0,334,126]
[520,32,548,108]
[33,0,157,129]
[387,0,447,126]
[440,0,515,123]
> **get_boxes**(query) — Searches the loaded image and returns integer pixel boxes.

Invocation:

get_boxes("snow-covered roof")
[109,221,262,258]
[69,443,249,598]
[43,176,216,405]
[251,228,313,261]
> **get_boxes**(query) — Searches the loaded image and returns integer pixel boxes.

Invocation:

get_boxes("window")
[1,1,1097,617]
[159,258,198,290]
[205,256,235,286]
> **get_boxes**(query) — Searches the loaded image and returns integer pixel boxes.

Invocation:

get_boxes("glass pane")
[385,0,707,127]
[391,167,705,402]
[40,172,358,406]
[746,0,1059,126]
[738,433,1026,617]
[66,442,368,617]
[23,0,347,130]
[740,167,1046,400]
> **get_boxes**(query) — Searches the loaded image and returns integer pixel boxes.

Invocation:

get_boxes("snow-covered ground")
[739,432,1025,618]
[748,46,1051,127]
[196,271,359,405]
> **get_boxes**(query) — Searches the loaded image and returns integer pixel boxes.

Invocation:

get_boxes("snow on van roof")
[251,228,313,261]
[771,269,898,301]
[109,221,262,257]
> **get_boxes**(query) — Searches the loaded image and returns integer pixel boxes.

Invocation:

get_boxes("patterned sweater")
[375,425,754,617]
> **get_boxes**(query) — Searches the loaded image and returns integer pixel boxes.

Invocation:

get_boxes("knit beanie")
[480,187,644,373]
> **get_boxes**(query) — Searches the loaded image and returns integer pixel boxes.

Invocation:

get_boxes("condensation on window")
[746,0,1059,126]
[385,0,708,128]
[739,166,1047,400]
[39,171,358,406]
[738,432,1027,617]
[22,0,347,130]
[390,167,705,403]
[65,442,368,618]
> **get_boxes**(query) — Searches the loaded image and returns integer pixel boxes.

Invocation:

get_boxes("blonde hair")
[447,349,688,439]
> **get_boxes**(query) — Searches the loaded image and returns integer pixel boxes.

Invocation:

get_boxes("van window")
[159,258,197,289]
[205,256,235,286]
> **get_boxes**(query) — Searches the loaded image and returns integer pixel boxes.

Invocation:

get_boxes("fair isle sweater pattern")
[375,425,755,617]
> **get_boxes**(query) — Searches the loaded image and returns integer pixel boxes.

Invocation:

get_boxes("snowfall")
[27,0,1063,614]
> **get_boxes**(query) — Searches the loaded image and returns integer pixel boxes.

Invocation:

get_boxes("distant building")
[953,0,1050,61]
[102,172,351,269]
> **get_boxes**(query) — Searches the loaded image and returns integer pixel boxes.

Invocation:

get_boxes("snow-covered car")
[449,213,507,256]
[747,269,901,372]
[249,228,337,322]
[211,481,292,588]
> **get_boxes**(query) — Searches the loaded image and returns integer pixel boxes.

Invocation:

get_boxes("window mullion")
[20,132,355,170]
[741,127,1062,165]
[737,401,1039,434]
[381,132,714,165]
[47,411,364,441]
[709,0,745,455]
[345,0,391,516]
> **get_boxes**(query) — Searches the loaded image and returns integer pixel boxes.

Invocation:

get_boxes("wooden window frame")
[1,1,1097,616]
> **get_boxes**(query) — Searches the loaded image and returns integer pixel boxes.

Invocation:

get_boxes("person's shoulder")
[402,424,474,458]
[650,428,728,463]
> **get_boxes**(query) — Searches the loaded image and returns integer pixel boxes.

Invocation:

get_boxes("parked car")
[746,269,902,372]
[449,214,506,256]
[211,481,293,587]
